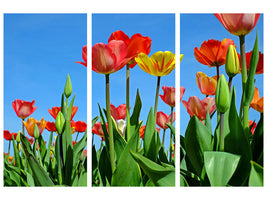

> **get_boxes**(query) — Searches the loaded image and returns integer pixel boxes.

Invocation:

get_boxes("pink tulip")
[214,13,260,36]
[180,87,185,102]
[92,40,130,74]
[159,86,175,107]
[156,111,176,130]
[110,104,127,120]
[12,99,37,119]
[182,96,216,120]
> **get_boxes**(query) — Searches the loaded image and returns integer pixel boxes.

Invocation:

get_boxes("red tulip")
[180,87,185,102]
[214,13,260,36]
[73,121,87,132]
[23,118,47,137]
[76,45,87,67]
[92,40,130,74]
[182,96,216,120]
[159,86,175,107]
[4,130,17,141]
[156,111,176,130]
[110,104,127,120]
[139,125,161,140]
[196,72,217,96]
[108,30,152,68]
[92,122,108,139]
[194,39,235,67]
[238,51,263,74]
[12,99,37,119]
[48,106,78,120]
[250,87,263,113]
[45,121,56,132]
[26,136,34,145]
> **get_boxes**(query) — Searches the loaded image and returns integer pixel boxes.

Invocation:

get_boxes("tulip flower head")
[215,74,230,113]
[180,87,185,102]
[46,121,57,132]
[48,106,78,120]
[92,40,130,74]
[160,86,175,107]
[156,111,176,130]
[214,13,260,36]
[135,51,175,76]
[23,118,47,137]
[182,96,216,120]
[12,99,37,119]
[110,104,127,120]
[73,121,87,132]
[4,130,17,141]
[92,122,107,139]
[76,45,87,67]
[196,72,217,96]
[108,30,152,68]
[194,39,235,67]
[239,51,264,74]
[250,87,263,113]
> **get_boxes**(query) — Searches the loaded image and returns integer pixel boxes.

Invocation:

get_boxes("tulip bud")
[64,74,72,98]
[225,45,239,78]
[18,143,21,152]
[33,124,40,139]
[16,130,21,143]
[215,74,230,113]
[55,111,65,134]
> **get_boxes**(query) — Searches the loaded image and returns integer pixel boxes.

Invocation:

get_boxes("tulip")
[196,72,217,96]
[225,45,240,78]
[73,121,87,132]
[110,104,127,120]
[64,74,72,98]
[92,122,107,139]
[116,119,126,137]
[34,124,40,139]
[108,30,151,68]
[249,120,257,134]
[180,87,185,102]
[139,125,160,140]
[4,130,17,141]
[55,111,65,134]
[92,40,130,74]
[238,51,264,74]
[214,13,260,36]
[182,96,216,120]
[46,121,56,132]
[16,131,21,143]
[12,99,37,119]
[215,74,230,113]
[250,87,263,113]
[135,51,175,77]
[48,106,78,120]
[75,45,87,67]
[156,111,176,130]
[23,118,47,137]
[159,86,175,107]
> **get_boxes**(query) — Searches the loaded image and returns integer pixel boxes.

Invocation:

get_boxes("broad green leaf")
[98,104,109,152]
[43,131,53,170]
[73,129,87,167]
[26,172,35,186]
[205,110,212,134]
[111,126,142,186]
[66,94,76,121]
[92,116,99,128]
[38,135,47,161]
[12,135,21,169]
[249,161,263,186]
[204,151,240,186]
[77,170,87,186]
[130,89,142,137]
[20,134,54,186]
[55,133,63,185]
[99,146,112,186]
[184,115,212,176]
[180,174,189,186]
[251,116,263,165]
[130,151,175,186]
[224,87,252,185]
[166,123,175,140]
[113,119,127,161]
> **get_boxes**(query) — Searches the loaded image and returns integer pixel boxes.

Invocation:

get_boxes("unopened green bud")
[55,111,65,134]
[64,74,72,98]
[16,130,21,143]
[34,124,40,139]
[215,74,230,113]
[225,45,240,78]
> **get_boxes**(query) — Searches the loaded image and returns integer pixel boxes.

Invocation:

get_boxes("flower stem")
[169,106,174,161]
[216,65,220,124]
[75,132,80,142]
[228,77,233,91]
[105,74,116,173]
[7,140,11,162]
[219,112,225,151]
[154,76,161,121]
[22,119,25,135]
[243,105,250,137]
[126,64,131,141]
[162,129,166,147]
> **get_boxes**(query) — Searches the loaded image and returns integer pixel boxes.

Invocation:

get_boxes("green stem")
[75,132,80,142]
[22,119,25,135]
[7,140,11,163]
[154,76,161,121]
[105,74,116,173]
[219,112,225,151]
[169,106,174,161]
[126,64,131,141]
[216,65,220,124]
[162,129,166,147]
[228,77,233,91]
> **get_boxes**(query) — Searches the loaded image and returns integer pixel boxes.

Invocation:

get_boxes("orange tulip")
[108,30,152,68]
[12,99,37,119]
[196,72,217,96]
[156,111,175,130]
[214,13,260,36]
[250,87,263,113]
[75,45,87,67]
[23,117,47,137]
[180,87,185,102]
[48,106,78,120]
[182,96,216,120]
[194,39,235,67]
[160,86,175,107]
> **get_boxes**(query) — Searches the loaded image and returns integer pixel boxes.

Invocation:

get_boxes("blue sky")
[92,14,175,149]
[4,14,87,153]
[180,14,264,136]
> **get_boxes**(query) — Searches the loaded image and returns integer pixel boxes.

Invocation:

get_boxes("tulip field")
[180,14,263,186]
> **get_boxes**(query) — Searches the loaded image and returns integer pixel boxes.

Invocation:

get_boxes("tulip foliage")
[4,74,87,186]
[181,14,263,187]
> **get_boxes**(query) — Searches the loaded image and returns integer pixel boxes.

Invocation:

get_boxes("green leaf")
[251,115,263,165]
[113,119,127,161]
[184,115,212,176]
[92,116,99,128]
[248,161,263,186]
[166,123,175,140]
[66,94,76,121]
[98,104,109,152]
[180,174,189,186]
[204,151,240,186]
[130,151,175,186]
[43,131,53,170]
[224,86,252,185]
[20,134,54,186]
[55,133,63,185]
[12,135,21,169]
[77,170,87,186]
[205,110,212,134]
[111,126,142,186]
[73,129,87,168]
[98,146,112,186]
[130,89,142,137]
